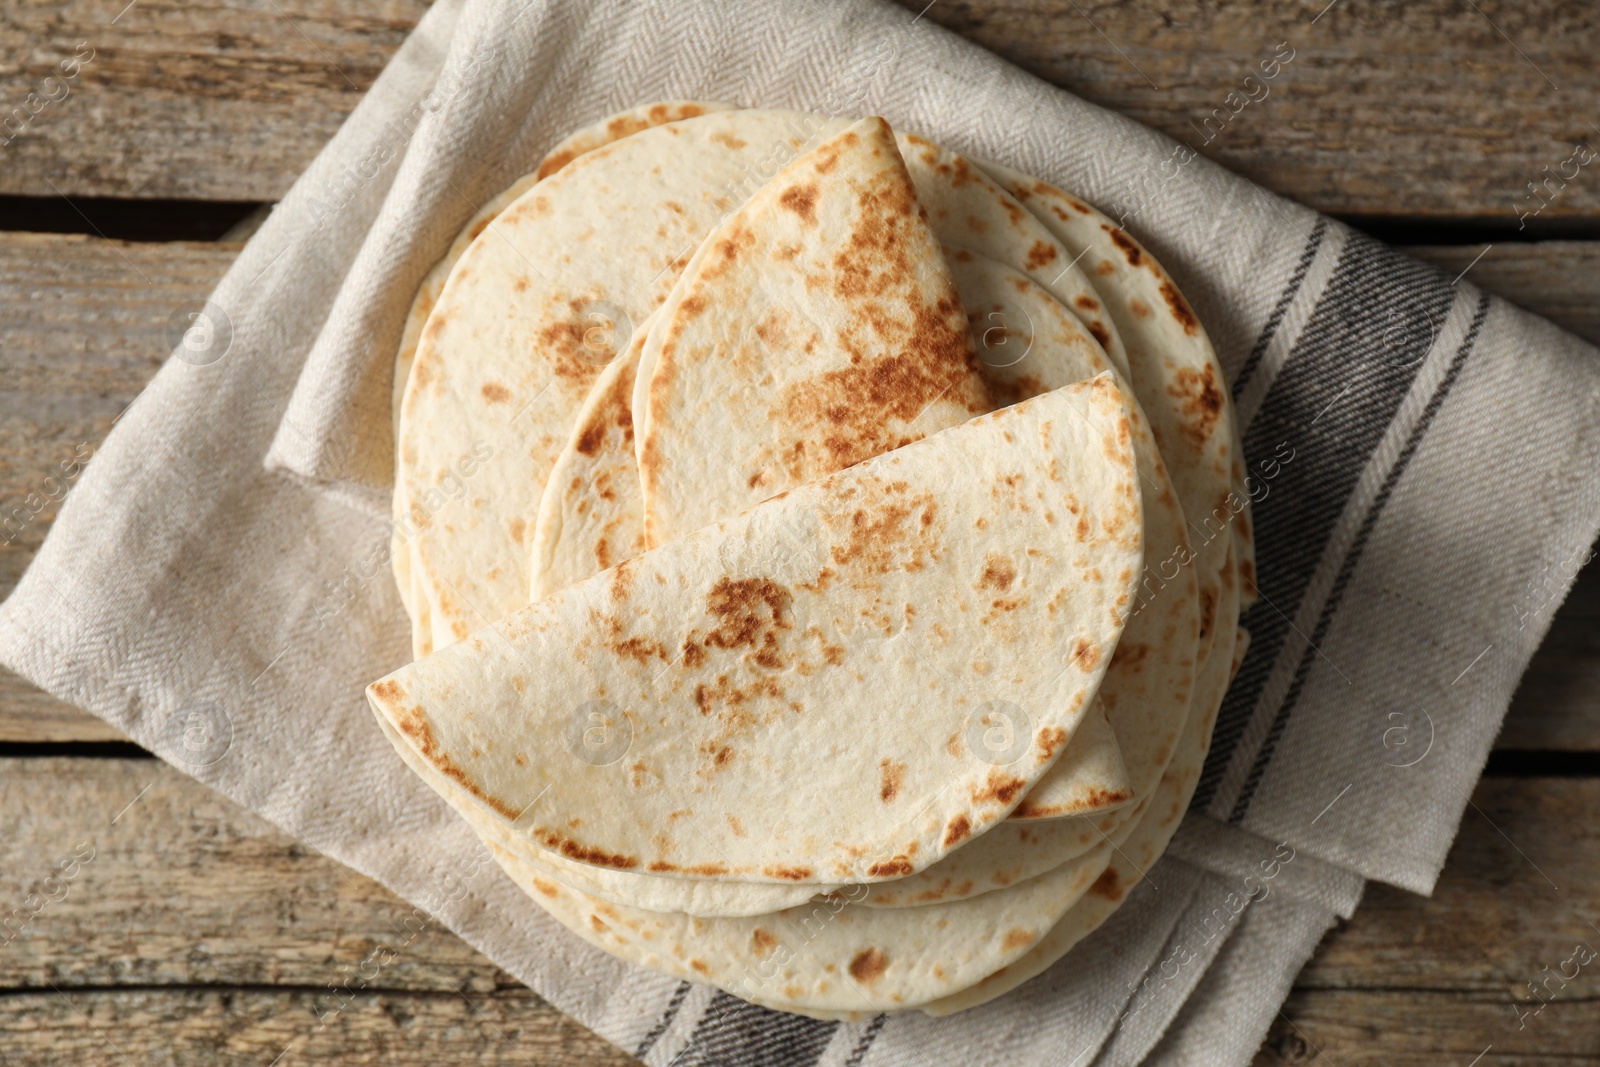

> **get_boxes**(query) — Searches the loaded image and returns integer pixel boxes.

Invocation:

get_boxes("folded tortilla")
[370,376,1142,884]
[635,116,991,546]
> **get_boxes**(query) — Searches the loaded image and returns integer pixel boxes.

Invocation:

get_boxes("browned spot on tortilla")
[1071,638,1101,672]
[1088,867,1122,900]
[1035,725,1068,761]
[1088,321,1111,350]
[751,928,779,955]
[681,638,706,669]
[1167,363,1223,449]
[589,915,609,933]
[608,557,636,603]
[978,552,1016,591]
[530,877,559,898]
[1107,227,1144,267]
[942,814,971,847]
[610,635,667,663]
[535,149,579,180]
[370,679,401,703]
[1025,240,1058,270]
[574,417,606,456]
[848,948,888,983]
[972,770,1027,806]
[1074,295,1099,311]
[779,183,819,225]
[711,130,747,149]
[1160,279,1200,334]
[829,489,941,575]
[1198,586,1218,644]
[764,865,813,881]
[1002,928,1034,951]
[704,577,791,669]
[532,829,638,870]
[645,860,730,876]
[480,382,511,404]
[879,758,906,802]
[1094,260,1116,276]
[867,857,913,878]
[1130,298,1151,320]
[688,959,710,975]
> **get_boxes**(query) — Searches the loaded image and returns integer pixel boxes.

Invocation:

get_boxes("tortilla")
[393,103,739,652]
[495,835,1114,1015]
[979,162,1248,628]
[534,101,738,181]
[529,313,655,601]
[943,249,1198,827]
[398,109,858,653]
[635,117,991,547]
[370,376,1142,884]
[372,706,832,916]
[919,543,1240,1016]
[896,135,1130,384]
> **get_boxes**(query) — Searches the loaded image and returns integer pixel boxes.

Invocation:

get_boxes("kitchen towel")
[5,0,1599,1063]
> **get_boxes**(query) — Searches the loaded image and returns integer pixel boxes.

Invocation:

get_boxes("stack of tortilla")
[369,104,1253,1018]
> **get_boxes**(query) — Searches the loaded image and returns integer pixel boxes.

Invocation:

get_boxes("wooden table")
[2,2,1597,1063]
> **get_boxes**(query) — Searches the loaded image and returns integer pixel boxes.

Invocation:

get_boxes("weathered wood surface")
[0,758,638,1066]
[2,232,1595,748]
[3,0,1599,223]
[1,760,1593,1064]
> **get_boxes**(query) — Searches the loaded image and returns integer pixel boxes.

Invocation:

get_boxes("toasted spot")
[480,382,511,404]
[1071,638,1101,672]
[1002,928,1034,951]
[1168,364,1224,448]
[1088,867,1122,900]
[971,770,1027,806]
[978,552,1016,591]
[1025,240,1058,270]
[848,948,889,983]
[879,758,906,803]
[1074,295,1099,311]
[530,877,559,898]
[750,928,779,955]
[867,857,913,878]
[1160,279,1200,333]
[1107,227,1144,267]
[942,814,972,847]
[779,182,819,225]
[764,864,813,881]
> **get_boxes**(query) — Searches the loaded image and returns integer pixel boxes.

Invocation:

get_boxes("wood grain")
[900,0,1600,225]
[2,759,1594,1064]
[3,1,1599,223]
[0,758,639,1065]
[0,0,427,202]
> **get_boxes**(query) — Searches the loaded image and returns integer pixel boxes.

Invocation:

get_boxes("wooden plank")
[3,1,1600,222]
[0,233,1596,748]
[3,760,1596,1064]
[1256,990,1600,1066]
[0,989,638,1067]
[0,0,427,202]
[1410,242,1600,348]
[901,0,1600,225]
